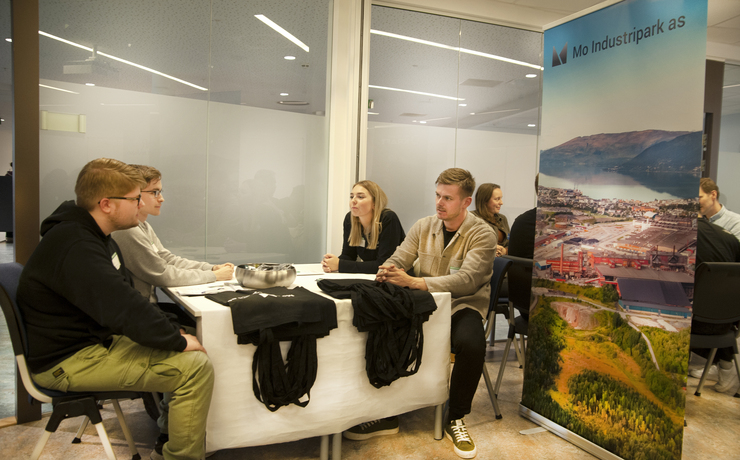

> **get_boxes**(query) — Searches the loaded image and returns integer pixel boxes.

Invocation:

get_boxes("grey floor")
[1,236,739,459]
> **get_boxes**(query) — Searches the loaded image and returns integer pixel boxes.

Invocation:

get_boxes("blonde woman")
[472,183,509,257]
[322,180,406,274]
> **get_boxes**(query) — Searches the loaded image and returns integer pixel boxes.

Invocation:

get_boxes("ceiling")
[1,0,740,127]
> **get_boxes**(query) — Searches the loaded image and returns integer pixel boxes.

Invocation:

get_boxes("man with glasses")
[112,165,233,458]
[17,158,214,460]
[113,165,234,305]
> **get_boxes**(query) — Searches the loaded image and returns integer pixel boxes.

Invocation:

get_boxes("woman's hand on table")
[322,254,339,273]
[213,263,235,281]
[182,332,207,354]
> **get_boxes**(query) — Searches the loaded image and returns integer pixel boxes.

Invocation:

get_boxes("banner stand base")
[519,404,624,460]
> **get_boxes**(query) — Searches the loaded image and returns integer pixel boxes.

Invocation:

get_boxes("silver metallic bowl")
[235,263,296,289]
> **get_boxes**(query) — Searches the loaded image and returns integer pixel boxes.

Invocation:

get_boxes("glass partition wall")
[717,63,740,212]
[38,0,330,264]
[366,6,543,231]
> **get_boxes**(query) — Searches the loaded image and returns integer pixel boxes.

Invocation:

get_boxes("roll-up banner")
[523,1,707,459]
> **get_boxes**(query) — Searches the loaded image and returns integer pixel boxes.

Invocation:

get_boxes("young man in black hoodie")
[17,158,214,460]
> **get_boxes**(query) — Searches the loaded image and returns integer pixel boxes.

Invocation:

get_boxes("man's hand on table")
[376,264,428,291]
[212,263,235,281]
[182,332,207,354]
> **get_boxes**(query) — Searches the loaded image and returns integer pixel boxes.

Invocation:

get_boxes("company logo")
[552,43,568,67]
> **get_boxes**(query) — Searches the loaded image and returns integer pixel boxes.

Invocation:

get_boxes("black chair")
[0,262,142,460]
[481,256,512,419]
[690,262,740,398]
[494,255,533,397]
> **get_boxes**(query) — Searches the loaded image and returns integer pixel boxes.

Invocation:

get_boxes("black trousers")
[691,320,736,362]
[449,308,486,421]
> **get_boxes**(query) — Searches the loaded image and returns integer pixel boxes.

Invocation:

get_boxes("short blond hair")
[75,158,146,210]
[700,177,720,200]
[130,164,162,186]
[436,168,475,198]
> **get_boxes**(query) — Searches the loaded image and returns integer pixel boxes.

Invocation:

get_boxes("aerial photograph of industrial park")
[521,129,701,460]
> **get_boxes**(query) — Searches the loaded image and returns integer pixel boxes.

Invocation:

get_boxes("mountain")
[540,130,691,172]
[613,131,702,173]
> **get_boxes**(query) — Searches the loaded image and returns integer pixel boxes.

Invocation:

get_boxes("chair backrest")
[488,257,512,316]
[693,262,740,324]
[0,262,27,359]
[502,255,534,314]
[0,262,54,403]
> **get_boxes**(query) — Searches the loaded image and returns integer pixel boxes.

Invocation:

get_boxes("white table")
[164,264,451,458]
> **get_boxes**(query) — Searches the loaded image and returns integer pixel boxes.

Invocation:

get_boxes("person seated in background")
[112,165,234,307]
[508,174,538,260]
[17,158,213,460]
[699,177,740,241]
[689,216,740,394]
[471,183,509,257]
[322,180,407,274]
[344,168,495,459]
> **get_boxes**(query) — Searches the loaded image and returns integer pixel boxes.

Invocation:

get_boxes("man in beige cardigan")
[344,168,496,459]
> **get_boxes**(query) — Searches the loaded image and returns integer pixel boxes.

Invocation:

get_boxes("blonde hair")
[436,168,475,198]
[474,183,500,223]
[75,158,146,210]
[348,180,388,250]
[130,164,162,186]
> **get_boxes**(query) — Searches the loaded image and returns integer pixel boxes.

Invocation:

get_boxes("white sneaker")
[713,364,740,393]
[689,364,718,381]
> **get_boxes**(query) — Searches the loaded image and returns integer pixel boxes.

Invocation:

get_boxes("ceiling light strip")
[39,84,79,94]
[255,15,309,52]
[369,84,464,101]
[38,31,208,91]
[370,29,543,70]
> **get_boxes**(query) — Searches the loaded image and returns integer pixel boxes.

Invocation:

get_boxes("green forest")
[641,326,690,375]
[523,301,685,460]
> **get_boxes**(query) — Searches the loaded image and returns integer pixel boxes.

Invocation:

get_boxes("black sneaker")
[150,433,168,460]
[445,418,477,458]
[343,416,399,440]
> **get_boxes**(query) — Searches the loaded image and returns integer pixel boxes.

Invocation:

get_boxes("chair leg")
[30,430,52,460]
[112,399,141,459]
[494,337,514,396]
[695,348,718,396]
[513,334,525,368]
[73,416,90,443]
[434,404,444,440]
[320,435,329,460]
[481,363,502,419]
[332,431,342,460]
[92,420,118,460]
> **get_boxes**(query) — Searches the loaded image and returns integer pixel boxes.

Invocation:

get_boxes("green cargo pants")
[32,335,214,460]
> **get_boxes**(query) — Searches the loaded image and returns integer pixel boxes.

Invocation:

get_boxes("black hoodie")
[17,200,187,373]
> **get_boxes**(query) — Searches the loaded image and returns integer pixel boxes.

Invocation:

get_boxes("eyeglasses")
[100,195,141,205]
[142,190,164,198]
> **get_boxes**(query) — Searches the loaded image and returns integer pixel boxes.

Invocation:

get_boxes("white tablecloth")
[165,265,451,452]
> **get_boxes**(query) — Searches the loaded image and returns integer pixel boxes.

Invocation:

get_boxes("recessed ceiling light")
[255,15,309,52]
[470,113,476,115]
[280,92,289,96]
[412,120,417,123]
[368,112,379,115]
[419,121,427,124]
[284,55,296,60]
[459,103,467,107]
[278,100,309,105]
[39,84,79,94]
[38,31,208,91]
[528,124,536,127]
[5,38,11,43]
[371,29,543,70]
[85,83,95,86]
[369,85,464,101]
[526,74,537,78]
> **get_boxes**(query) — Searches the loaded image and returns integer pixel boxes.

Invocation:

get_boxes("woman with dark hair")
[472,183,509,257]
[322,180,406,274]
